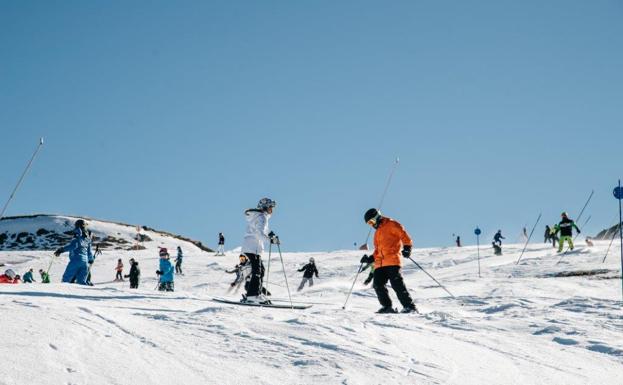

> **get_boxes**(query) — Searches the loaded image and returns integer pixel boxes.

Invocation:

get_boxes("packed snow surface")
[1,237,622,384]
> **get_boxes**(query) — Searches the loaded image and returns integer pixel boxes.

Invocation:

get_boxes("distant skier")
[522,227,528,239]
[492,242,502,256]
[39,269,50,283]
[360,208,418,314]
[494,230,505,246]
[226,255,251,292]
[216,233,225,256]
[0,269,19,284]
[585,237,594,247]
[156,248,174,291]
[455,236,461,247]
[297,257,319,291]
[553,212,581,253]
[55,219,94,285]
[544,225,552,243]
[240,197,277,304]
[175,246,184,275]
[22,268,35,283]
[124,258,141,289]
[114,259,124,281]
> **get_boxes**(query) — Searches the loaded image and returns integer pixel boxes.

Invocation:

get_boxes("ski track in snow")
[1,236,622,385]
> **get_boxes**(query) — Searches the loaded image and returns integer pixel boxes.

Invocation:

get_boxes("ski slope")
[0,239,621,385]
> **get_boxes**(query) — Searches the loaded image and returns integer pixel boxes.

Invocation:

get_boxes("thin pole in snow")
[614,180,623,303]
[0,137,44,221]
[474,227,481,278]
[516,213,542,265]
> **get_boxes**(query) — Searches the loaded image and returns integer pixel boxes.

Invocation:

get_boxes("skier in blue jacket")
[55,219,94,285]
[156,248,174,291]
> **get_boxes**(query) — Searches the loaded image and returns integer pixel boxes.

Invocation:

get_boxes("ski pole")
[342,262,364,310]
[406,256,456,299]
[0,138,44,221]
[45,253,57,275]
[602,228,619,263]
[276,241,294,310]
[264,243,272,297]
[516,213,542,265]
[572,215,591,242]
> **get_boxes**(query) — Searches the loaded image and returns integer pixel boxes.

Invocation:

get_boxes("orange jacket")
[373,217,412,268]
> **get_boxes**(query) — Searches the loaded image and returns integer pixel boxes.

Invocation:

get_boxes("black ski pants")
[373,265,414,309]
[245,253,264,296]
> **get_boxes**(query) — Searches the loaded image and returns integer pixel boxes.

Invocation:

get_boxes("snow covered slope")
[0,238,621,385]
[0,214,212,252]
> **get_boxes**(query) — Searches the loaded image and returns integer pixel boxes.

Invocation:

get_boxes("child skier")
[216,233,225,256]
[226,255,252,292]
[114,259,124,281]
[39,269,50,283]
[22,268,35,283]
[297,257,319,291]
[554,212,581,253]
[175,246,184,275]
[361,262,375,285]
[156,248,174,291]
[54,219,94,285]
[240,197,278,304]
[0,269,19,284]
[360,208,418,314]
[124,258,141,289]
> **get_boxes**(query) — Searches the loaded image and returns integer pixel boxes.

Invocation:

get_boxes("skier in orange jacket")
[360,208,418,314]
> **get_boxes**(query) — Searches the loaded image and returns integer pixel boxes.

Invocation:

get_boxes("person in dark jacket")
[175,246,184,275]
[216,233,226,256]
[297,257,319,291]
[455,236,461,247]
[554,212,581,252]
[124,258,141,289]
[544,225,551,243]
[23,268,35,283]
[494,230,505,246]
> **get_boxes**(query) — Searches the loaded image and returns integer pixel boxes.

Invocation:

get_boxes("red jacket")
[373,217,412,268]
[0,275,19,284]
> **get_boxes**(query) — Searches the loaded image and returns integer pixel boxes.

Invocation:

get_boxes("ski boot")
[376,306,398,314]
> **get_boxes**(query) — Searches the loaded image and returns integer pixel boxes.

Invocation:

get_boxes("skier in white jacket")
[241,197,278,304]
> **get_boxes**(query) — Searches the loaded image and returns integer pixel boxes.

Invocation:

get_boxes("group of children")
[0,268,50,284]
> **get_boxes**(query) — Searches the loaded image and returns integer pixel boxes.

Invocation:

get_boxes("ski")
[212,297,312,309]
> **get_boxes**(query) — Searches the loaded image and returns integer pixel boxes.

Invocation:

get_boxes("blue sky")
[1,1,622,251]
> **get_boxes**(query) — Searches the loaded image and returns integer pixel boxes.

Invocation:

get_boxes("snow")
[1,236,622,385]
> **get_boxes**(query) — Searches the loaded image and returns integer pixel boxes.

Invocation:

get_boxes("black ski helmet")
[364,208,381,224]
[74,219,88,229]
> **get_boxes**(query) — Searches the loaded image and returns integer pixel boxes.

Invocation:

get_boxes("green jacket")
[40,272,50,283]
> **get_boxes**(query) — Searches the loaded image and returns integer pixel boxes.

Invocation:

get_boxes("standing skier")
[297,257,319,291]
[455,235,461,247]
[39,269,50,283]
[544,225,552,243]
[156,248,174,291]
[124,258,141,289]
[55,219,94,285]
[114,259,124,281]
[216,233,225,256]
[175,246,184,275]
[554,212,581,253]
[240,197,277,304]
[360,208,418,314]
[493,230,505,246]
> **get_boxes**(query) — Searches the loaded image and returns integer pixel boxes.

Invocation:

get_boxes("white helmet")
[4,269,16,279]
[257,197,276,211]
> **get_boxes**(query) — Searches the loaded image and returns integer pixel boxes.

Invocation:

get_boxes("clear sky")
[1,1,622,251]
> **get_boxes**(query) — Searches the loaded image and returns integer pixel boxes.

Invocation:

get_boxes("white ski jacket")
[241,209,271,255]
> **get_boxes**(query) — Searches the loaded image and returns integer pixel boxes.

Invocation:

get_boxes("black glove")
[88,260,94,265]
[54,248,63,257]
[402,245,412,259]
[360,254,374,264]
[156,270,162,275]
[577,229,581,234]
[269,231,280,244]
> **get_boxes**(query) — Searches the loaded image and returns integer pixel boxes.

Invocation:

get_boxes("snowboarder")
[124,258,141,289]
[39,269,50,283]
[455,235,461,247]
[22,268,35,283]
[216,233,225,256]
[360,208,418,314]
[156,248,174,291]
[240,197,277,304]
[114,259,124,281]
[492,242,502,256]
[297,257,319,291]
[55,219,94,285]
[226,254,252,292]
[494,230,505,246]
[0,269,19,284]
[175,246,184,275]
[554,212,581,253]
